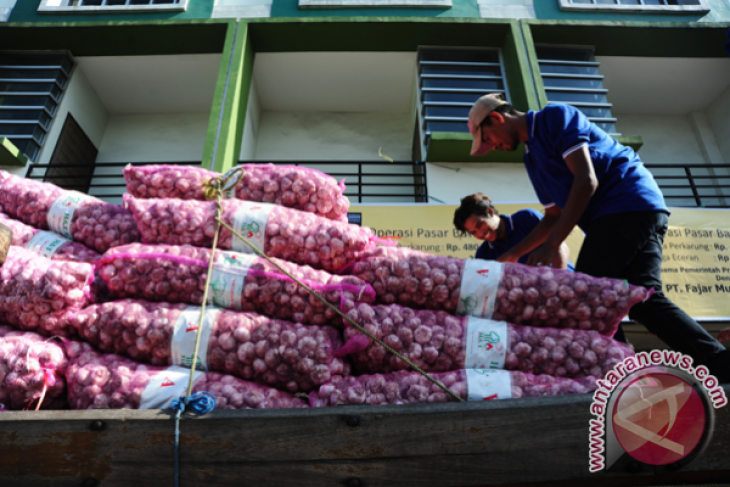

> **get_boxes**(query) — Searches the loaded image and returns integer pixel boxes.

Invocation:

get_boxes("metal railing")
[241,161,428,203]
[643,164,730,208]
[26,161,201,204]
[26,160,428,204]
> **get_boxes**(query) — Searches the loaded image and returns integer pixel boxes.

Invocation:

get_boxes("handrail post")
[685,167,702,207]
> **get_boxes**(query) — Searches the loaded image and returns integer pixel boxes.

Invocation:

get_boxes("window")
[417,48,510,151]
[38,0,187,13]
[559,0,710,13]
[536,46,619,136]
[0,52,73,162]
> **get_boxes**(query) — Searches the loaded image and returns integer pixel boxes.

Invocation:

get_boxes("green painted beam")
[0,138,28,168]
[0,20,228,56]
[523,20,730,58]
[426,132,525,163]
[502,21,538,112]
[202,19,238,173]
[205,21,256,174]
[519,19,548,110]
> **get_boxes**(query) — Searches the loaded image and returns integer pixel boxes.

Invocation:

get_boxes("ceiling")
[597,56,730,115]
[253,52,417,112]
[76,54,222,114]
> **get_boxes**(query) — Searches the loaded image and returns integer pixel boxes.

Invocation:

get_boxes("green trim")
[523,20,730,58]
[0,20,228,56]
[9,0,215,22]
[426,133,525,163]
[270,0,478,18]
[0,138,29,168]
[616,136,644,153]
[518,20,547,110]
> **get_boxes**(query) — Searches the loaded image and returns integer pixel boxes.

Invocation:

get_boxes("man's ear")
[488,111,505,125]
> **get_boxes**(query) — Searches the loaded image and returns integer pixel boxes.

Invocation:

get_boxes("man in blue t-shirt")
[467,93,729,382]
[453,192,574,270]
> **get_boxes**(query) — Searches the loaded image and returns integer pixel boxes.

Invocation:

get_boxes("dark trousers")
[575,211,729,381]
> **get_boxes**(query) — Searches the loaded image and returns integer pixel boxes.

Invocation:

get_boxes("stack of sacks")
[124,163,349,222]
[97,244,375,327]
[341,247,653,336]
[0,170,140,253]
[309,369,599,406]
[341,303,634,377]
[0,246,91,337]
[68,300,350,392]
[64,341,308,410]
[0,213,100,263]
[0,325,68,410]
[125,195,374,271]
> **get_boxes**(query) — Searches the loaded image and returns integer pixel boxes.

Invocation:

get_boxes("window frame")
[558,0,711,14]
[38,0,188,14]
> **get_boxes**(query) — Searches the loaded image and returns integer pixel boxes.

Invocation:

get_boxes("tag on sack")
[0,222,12,266]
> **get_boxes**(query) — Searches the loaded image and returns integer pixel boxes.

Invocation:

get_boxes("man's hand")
[526,242,560,267]
[497,250,521,264]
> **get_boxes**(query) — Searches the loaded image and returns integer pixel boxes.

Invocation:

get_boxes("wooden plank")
[0,389,728,487]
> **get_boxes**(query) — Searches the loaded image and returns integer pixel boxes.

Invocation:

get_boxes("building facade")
[0,0,728,208]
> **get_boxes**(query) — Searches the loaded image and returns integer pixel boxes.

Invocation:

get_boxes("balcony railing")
[643,164,730,209]
[250,161,428,204]
[26,160,428,205]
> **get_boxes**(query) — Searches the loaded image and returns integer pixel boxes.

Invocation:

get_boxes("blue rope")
[171,392,216,487]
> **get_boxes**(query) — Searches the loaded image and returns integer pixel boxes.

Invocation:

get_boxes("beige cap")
[468,93,508,156]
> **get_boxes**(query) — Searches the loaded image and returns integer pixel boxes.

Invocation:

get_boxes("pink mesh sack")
[69,299,350,392]
[310,369,598,407]
[0,212,100,263]
[342,302,633,377]
[64,341,308,410]
[344,247,653,336]
[124,163,349,222]
[125,195,373,271]
[0,170,140,253]
[0,325,68,410]
[0,246,92,337]
[99,244,375,327]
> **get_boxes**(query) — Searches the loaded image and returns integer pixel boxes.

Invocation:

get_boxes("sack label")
[139,366,203,410]
[26,231,70,259]
[465,369,512,402]
[457,259,503,319]
[170,306,220,371]
[48,192,92,238]
[464,317,508,370]
[208,251,256,310]
[231,201,274,254]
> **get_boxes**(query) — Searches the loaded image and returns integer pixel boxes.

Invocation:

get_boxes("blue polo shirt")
[524,105,668,232]
[475,209,575,271]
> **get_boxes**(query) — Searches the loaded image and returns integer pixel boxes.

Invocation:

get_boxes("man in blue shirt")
[467,93,729,382]
[453,192,573,270]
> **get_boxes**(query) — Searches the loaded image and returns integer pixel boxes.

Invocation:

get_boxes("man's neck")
[510,111,530,144]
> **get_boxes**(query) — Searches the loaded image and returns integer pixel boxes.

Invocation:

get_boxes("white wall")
[254,111,411,161]
[706,84,730,165]
[37,67,110,165]
[240,78,261,161]
[426,162,538,204]
[0,0,16,22]
[96,113,210,164]
[615,114,704,165]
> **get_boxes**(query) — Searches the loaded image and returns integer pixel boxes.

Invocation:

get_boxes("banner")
[348,204,730,319]
[656,208,730,319]
[349,202,585,261]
